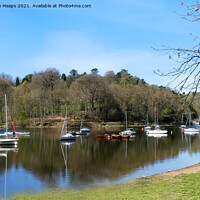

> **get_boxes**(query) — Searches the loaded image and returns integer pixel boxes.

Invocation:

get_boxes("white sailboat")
[144,112,152,131]
[120,111,136,138]
[0,94,19,145]
[180,114,186,128]
[60,109,76,141]
[5,109,30,136]
[75,119,90,135]
[146,106,168,137]
[183,113,199,135]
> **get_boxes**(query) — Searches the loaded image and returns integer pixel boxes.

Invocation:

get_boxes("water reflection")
[0,127,200,198]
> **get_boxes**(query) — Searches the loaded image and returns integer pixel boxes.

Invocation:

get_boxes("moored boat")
[60,108,76,141]
[183,128,199,134]
[120,111,136,138]
[97,134,110,139]
[0,94,19,146]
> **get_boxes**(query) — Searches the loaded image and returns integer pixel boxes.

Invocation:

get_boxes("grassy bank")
[10,173,200,200]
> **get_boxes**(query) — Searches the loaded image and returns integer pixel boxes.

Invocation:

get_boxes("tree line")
[0,68,197,127]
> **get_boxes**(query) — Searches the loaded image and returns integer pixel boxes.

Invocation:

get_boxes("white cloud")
[23,30,178,86]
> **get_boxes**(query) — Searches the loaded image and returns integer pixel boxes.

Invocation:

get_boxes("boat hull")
[184,128,199,133]
[146,133,168,137]
[5,131,30,136]
[0,138,19,145]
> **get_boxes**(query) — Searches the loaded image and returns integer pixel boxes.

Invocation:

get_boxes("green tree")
[61,73,66,81]
[16,77,20,87]
[91,68,99,74]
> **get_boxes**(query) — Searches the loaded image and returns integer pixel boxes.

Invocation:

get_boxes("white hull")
[5,131,30,136]
[144,126,152,131]
[184,128,199,133]
[147,129,168,134]
[121,129,136,136]
[60,133,76,141]
[146,128,168,137]
[80,127,90,134]
[0,133,7,137]
[146,133,168,137]
[0,138,19,145]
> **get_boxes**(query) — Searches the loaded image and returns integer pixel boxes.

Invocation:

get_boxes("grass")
[10,173,200,200]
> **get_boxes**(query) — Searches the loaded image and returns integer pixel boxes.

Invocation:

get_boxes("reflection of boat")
[0,146,18,199]
[0,138,18,145]
[60,140,75,147]
[60,109,76,141]
[120,111,136,137]
[0,94,19,146]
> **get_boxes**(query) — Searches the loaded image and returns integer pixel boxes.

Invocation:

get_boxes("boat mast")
[65,108,67,133]
[61,108,67,136]
[181,114,183,124]
[154,106,156,126]
[189,112,191,127]
[5,94,8,134]
[125,111,127,130]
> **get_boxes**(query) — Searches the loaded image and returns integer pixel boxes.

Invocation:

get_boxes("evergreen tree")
[16,77,20,87]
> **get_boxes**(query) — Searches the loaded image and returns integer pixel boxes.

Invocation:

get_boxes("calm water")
[1,126,200,198]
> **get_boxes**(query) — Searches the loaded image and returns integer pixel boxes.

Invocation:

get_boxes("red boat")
[97,134,111,139]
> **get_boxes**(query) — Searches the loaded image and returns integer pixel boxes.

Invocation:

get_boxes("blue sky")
[0,0,199,87]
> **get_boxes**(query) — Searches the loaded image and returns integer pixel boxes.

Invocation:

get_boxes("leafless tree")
[154,1,200,98]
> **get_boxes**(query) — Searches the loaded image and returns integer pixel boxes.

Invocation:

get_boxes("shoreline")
[162,162,200,176]
[10,162,200,199]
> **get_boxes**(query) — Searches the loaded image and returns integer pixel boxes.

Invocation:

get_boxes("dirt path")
[162,162,200,177]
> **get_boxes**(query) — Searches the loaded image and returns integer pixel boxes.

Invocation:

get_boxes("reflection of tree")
[66,129,200,185]
[1,128,200,188]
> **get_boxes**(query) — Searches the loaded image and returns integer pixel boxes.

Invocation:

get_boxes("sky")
[0,0,199,88]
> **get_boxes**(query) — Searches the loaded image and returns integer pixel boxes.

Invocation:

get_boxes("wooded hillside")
[0,68,197,127]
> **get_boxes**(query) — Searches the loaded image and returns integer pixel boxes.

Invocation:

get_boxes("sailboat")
[183,113,199,135]
[75,119,90,135]
[144,112,152,131]
[0,95,19,145]
[5,109,30,137]
[180,114,186,128]
[60,109,76,141]
[120,111,136,138]
[146,106,168,137]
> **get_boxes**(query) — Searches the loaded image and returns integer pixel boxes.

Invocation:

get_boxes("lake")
[1,126,200,198]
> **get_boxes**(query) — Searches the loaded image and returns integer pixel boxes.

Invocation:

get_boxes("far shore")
[1,119,182,129]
